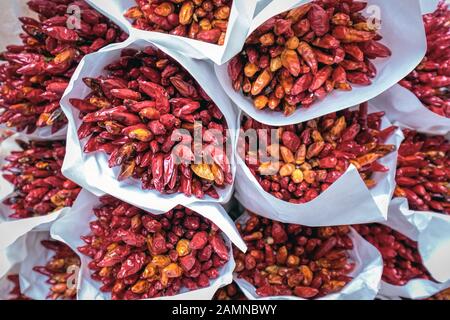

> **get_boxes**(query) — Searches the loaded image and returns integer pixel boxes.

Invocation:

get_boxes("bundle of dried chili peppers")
[228,0,391,115]
[428,288,450,300]
[240,103,396,203]
[6,275,30,300]
[2,140,81,219]
[234,213,354,298]
[399,1,450,118]
[32,240,80,300]
[72,46,232,199]
[125,0,233,45]
[213,282,247,300]
[394,129,449,215]
[0,0,128,134]
[353,224,433,286]
[77,196,230,300]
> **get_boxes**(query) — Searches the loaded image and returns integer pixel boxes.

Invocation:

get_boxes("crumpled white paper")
[233,212,383,300]
[50,188,246,300]
[419,0,441,14]
[0,0,35,51]
[59,37,238,214]
[372,84,450,136]
[0,133,70,250]
[85,0,257,65]
[215,0,426,126]
[377,198,450,299]
[234,103,404,226]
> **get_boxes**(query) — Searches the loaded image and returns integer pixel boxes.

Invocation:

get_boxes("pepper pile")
[353,224,433,286]
[394,129,449,215]
[428,288,450,300]
[2,140,81,219]
[6,275,30,300]
[234,213,354,298]
[0,0,128,133]
[399,1,450,118]
[77,196,230,300]
[32,240,80,300]
[228,0,391,115]
[213,282,247,300]
[72,46,232,199]
[240,103,396,203]
[125,0,232,45]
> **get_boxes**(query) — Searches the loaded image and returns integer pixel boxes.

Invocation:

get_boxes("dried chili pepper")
[428,288,450,300]
[6,275,30,300]
[0,0,128,133]
[78,196,230,300]
[399,1,450,117]
[354,224,434,286]
[229,0,391,115]
[240,103,396,204]
[2,140,81,219]
[32,240,80,300]
[394,129,449,215]
[71,46,232,199]
[125,0,232,46]
[235,213,354,298]
[213,282,247,300]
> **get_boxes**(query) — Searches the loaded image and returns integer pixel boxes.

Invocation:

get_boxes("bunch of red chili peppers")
[0,0,128,134]
[234,213,354,298]
[395,129,449,215]
[399,1,450,118]
[353,224,433,286]
[77,196,230,300]
[73,46,232,199]
[2,139,81,219]
[125,0,233,45]
[241,103,396,203]
[229,0,391,115]
[32,240,80,300]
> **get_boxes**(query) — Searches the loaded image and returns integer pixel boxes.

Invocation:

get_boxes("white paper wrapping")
[377,198,450,299]
[234,104,404,226]
[419,0,442,14]
[215,0,426,126]
[85,0,257,66]
[50,188,246,300]
[233,212,383,300]
[372,84,450,136]
[0,0,35,51]
[0,133,70,250]
[59,37,238,214]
